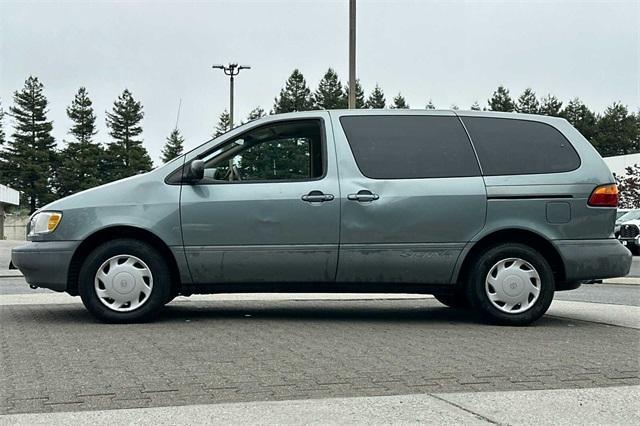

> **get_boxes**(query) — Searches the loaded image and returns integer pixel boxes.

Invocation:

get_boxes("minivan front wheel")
[466,243,555,326]
[79,239,171,323]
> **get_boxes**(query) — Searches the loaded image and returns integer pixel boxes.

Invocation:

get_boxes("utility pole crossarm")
[212,62,251,129]
[212,62,251,181]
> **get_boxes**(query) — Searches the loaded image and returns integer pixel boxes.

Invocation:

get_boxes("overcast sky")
[1,0,638,164]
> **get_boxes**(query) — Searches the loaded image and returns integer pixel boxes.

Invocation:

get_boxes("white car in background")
[615,209,640,237]
[618,218,640,256]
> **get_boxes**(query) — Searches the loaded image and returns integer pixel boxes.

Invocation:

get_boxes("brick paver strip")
[1,299,638,414]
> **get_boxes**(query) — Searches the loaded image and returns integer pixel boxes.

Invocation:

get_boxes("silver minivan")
[11,110,631,325]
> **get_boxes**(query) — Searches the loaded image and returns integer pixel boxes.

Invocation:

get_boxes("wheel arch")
[66,225,181,296]
[454,228,567,290]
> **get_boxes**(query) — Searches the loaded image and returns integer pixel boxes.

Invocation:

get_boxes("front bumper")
[555,239,632,282]
[11,241,79,292]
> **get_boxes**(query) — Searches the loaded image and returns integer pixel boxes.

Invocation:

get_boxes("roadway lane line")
[2,386,637,425]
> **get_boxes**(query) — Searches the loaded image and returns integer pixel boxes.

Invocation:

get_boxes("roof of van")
[266,109,567,125]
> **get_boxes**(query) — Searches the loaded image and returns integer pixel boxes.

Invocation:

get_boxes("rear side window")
[339,116,480,179]
[461,117,580,176]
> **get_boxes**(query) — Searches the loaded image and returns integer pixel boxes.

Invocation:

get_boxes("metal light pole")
[212,63,251,129]
[348,0,356,109]
[212,63,250,180]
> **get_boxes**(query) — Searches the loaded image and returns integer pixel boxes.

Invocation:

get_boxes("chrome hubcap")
[485,258,541,314]
[94,255,153,312]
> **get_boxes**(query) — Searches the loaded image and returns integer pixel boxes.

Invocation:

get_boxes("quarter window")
[461,117,581,176]
[339,115,480,179]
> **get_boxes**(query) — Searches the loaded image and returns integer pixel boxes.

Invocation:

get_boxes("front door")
[180,115,340,284]
[332,111,487,284]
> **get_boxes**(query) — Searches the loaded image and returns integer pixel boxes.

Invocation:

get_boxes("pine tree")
[213,110,231,137]
[0,77,57,213]
[391,93,409,109]
[344,79,365,109]
[539,94,563,116]
[161,128,184,163]
[273,69,315,113]
[67,87,97,143]
[315,68,346,110]
[425,99,436,110]
[0,101,6,179]
[246,106,266,122]
[488,85,515,112]
[593,103,639,157]
[0,100,5,145]
[365,85,386,109]
[561,98,597,141]
[56,87,104,197]
[104,89,152,182]
[616,164,640,208]
[515,88,539,114]
[470,101,481,111]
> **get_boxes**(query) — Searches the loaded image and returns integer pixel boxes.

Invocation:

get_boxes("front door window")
[200,120,324,183]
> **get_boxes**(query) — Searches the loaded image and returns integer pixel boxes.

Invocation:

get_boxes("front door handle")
[347,190,379,202]
[302,190,334,203]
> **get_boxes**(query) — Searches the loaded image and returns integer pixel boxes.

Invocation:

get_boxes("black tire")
[434,292,470,309]
[465,243,555,326]
[79,239,171,323]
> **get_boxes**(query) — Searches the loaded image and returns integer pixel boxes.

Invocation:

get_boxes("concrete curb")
[548,300,640,329]
[603,277,640,285]
[2,386,638,425]
[0,270,25,278]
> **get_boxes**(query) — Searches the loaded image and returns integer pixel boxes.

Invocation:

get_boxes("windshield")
[617,209,640,223]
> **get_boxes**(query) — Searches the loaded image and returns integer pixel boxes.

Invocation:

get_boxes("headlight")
[28,211,62,236]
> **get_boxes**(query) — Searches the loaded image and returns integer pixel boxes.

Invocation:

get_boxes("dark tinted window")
[462,117,580,176]
[339,116,480,179]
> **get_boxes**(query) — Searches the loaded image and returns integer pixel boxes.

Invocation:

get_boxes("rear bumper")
[11,241,79,293]
[555,239,632,282]
[618,238,638,251]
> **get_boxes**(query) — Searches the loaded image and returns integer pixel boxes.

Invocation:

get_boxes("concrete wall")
[3,215,28,241]
[0,185,20,206]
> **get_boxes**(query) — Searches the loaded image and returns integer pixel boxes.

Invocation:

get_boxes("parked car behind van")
[617,210,640,255]
[12,110,631,325]
[615,208,640,237]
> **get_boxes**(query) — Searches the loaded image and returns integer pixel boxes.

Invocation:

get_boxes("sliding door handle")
[347,190,379,202]
[302,190,334,203]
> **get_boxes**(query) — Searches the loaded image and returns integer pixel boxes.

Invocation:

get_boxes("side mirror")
[185,159,205,183]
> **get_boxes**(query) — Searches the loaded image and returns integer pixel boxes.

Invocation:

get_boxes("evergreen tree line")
[0,76,154,213]
[214,69,639,160]
[0,71,638,213]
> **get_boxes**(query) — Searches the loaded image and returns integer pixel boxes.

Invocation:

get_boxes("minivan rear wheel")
[466,243,555,326]
[79,239,171,323]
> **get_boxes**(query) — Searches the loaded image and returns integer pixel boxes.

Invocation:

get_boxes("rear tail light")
[588,184,618,207]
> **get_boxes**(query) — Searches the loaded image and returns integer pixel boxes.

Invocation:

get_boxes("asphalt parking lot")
[1,241,639,423]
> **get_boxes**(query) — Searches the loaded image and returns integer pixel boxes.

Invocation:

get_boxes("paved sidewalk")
[2,298,638,416]
[547,300,640,329]
[2,386,638,425]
